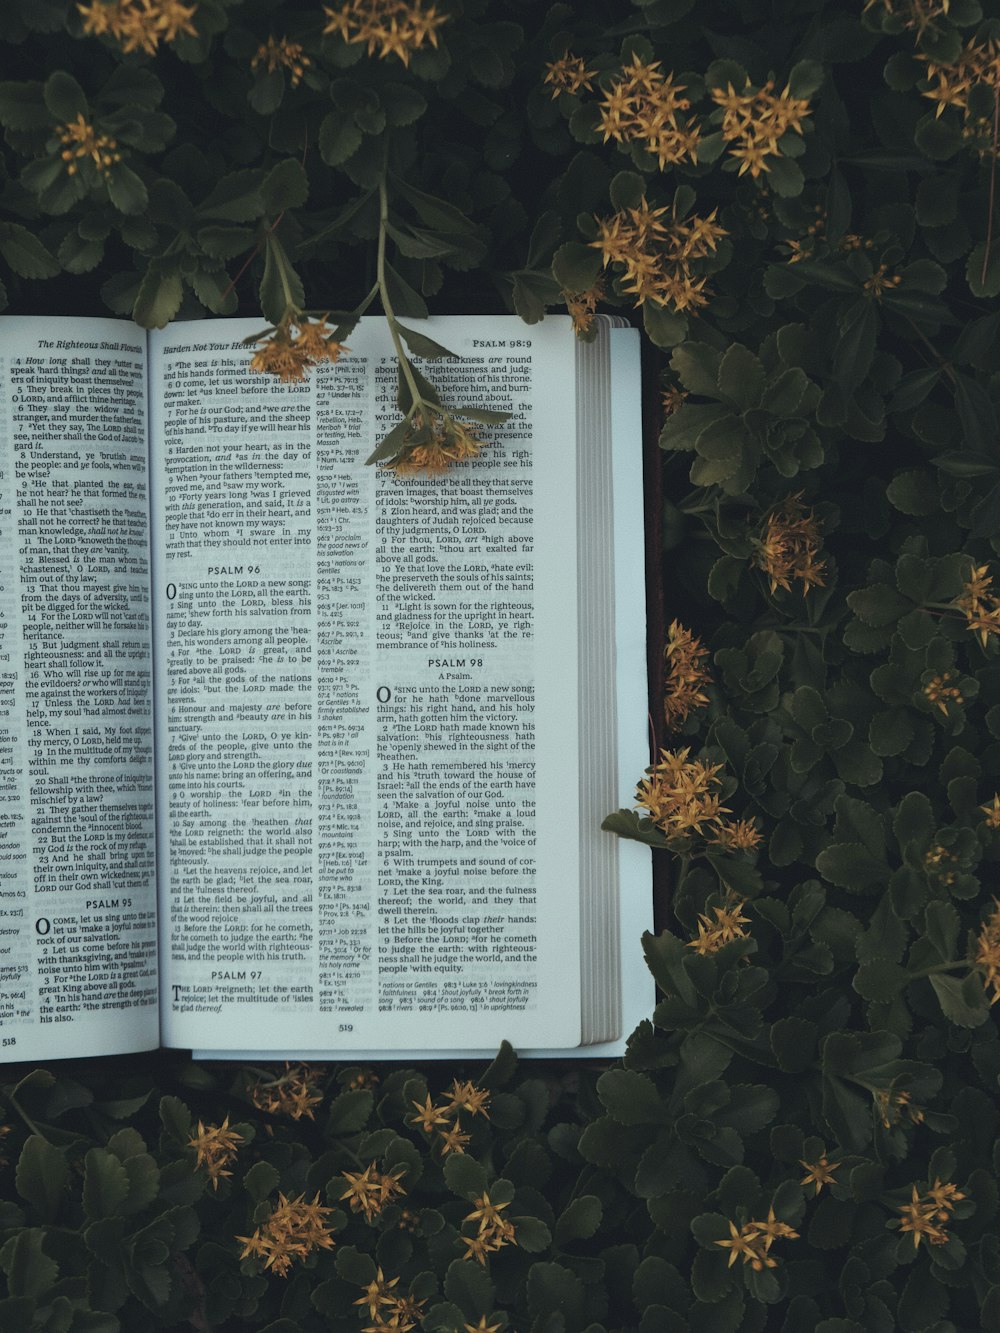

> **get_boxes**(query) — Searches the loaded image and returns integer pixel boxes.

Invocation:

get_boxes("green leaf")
[244,1161,280,1204]
[929,972,991,1027]
[197,169,265,222]
[260,158,309,215]
[381,83,427,126]
[105,164,148,216]
[609,170,646,211]
[15,1137,67,1223]
[327,1089,374,1135]
[0,1229,57,1300]
[0,222,59,279]
[83,1149,130,1221]
[444,1258,494,1316]
[443,1153,486,1200]
[923,901,959,961]
[43,70,86,121]
[552,241,602,293]
[394,322,459,360]
[132,264,182,329]
[319,111,364,166]
[967,242,1000,299]
[788,60,825,98]
[815,842,886,893]
[716,343,764,409]
[846,583,910,627]
[259,233,304,325]
[596,1068,665,1125]
[554,1195,602,1245]
[671,342,722,397]
[853,959,911,1002]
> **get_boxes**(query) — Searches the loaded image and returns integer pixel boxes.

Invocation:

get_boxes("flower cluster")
[54,115,122,179]
[923,842,959,886]
[460,1190,518,1266]
[715,1207,799,1271]
[354,1268,427,1332]
[595,57,701,170]
[863,262,903,297]
[408,1078,491,1156]
[339,1161,407,1222]
[236,1192,336,1276]
[323,0,448,66]
[591,195,727,312]
[953,562,1000,648]
[799,1154,840,1195]
[252,36,311,87]
[187,1116,245,1190]
[896,1178,967,1249]
[864,0,952,38]
[874,1086,924,1129]
[710,78,813,179]
[981,795,1000,829]
[382,411,487,477]
[543,53,598,98]
[635,748,760,850]
[563,280,605,336]
[686,897,752,955]
[918,36,1000,143]
[972,897,1000,1005]
[753,492,828,596]
[247,1064,325,1121]
[77,0,197,53]
[249,315,347,384]
[664,619,712,729]
[922,671,964,713]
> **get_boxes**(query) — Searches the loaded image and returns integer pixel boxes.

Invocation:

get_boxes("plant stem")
[378,170,424,421]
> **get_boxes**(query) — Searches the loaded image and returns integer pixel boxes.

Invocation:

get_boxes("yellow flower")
[442,1078,491,1118]
[543,53,598,98]
[323,0,448,66]
[874,1087,924,1129]
[664,620,712,728]
[897,1184,953,1249]
[464,1319,504,1333]
[710,818,763,852]
[635,747,731,841]
[864,0,951,38]
[54,114,122,179]
[972,898,1000,1004]
[187,1115,244,1190]
[247,1063,325,1120]
[236,1192,336,1276]
[409,1093,451,1133]
[953,561,1000,647]
[78,0,197,53]
[799,1154,840,1196]
[250,316,347,384]
[437,1122,471,1156]
[753,492,827,595]
[383,413,489,477]
[340,1162,407,1222]
[980,795,1000,828]
[686,898,752,954]
[923,672,964,714]
[563,280,605,336]
[463,1192,510,1231]
[354,1266,401,1319]
[252,35,311,87]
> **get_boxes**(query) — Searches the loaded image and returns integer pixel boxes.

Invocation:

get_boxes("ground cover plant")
[2,0,1000,1328]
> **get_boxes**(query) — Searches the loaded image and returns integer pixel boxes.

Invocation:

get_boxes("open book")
[0,312,651,1063]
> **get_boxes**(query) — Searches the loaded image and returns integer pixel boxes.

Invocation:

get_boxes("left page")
[0,317,159,1061]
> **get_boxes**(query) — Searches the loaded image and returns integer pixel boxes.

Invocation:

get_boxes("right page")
[150,315,585,1054]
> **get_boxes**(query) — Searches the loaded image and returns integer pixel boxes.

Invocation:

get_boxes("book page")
[0,316,158,1061]
[150,316,581,1052]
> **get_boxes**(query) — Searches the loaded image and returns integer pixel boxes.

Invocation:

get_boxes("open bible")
[0,312,651,1063]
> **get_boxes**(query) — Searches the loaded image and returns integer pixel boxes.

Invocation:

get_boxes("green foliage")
[2,0,1000,1327]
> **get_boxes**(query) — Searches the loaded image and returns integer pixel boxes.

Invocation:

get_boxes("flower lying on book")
[247,313,347,383]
